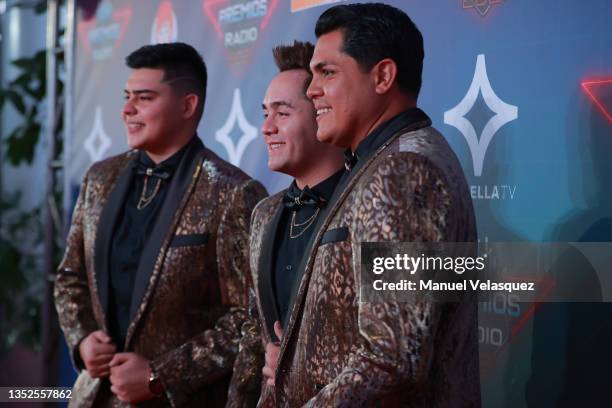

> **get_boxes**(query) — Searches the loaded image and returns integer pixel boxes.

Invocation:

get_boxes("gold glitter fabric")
[54,146,267,408]
[257,124,481,407]
[226,192,284,408]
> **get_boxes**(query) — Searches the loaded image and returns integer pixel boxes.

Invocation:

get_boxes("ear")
[371,58,397,95]
[181,93,199,119]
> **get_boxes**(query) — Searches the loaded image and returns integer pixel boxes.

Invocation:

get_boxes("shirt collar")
[289,168,344,204]
[136,135,201,176]
[345,107,431,168]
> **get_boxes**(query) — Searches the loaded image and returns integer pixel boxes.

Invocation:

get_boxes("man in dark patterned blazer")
[54,43,267,407]
[264,4,481,407]
[226,41,344,408]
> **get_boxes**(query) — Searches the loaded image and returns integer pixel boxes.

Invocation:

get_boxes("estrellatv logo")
[216,89,257,166]
[444,54,518,177]
[84,106,112,163]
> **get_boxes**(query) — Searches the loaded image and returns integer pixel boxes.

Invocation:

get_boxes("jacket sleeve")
[303,154,458,407]
[54,171,99,371]
[226,288,265,408]
[151,179,268,407]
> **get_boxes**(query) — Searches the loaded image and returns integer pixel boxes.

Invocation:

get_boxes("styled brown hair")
[272,41,315,94]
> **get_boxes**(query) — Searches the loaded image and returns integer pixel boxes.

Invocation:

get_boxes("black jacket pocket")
[170,233,209,247]
[320,227,349,245]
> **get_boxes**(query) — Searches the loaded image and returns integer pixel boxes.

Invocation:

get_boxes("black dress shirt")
[272,170,343,327]
[107,137,197,349]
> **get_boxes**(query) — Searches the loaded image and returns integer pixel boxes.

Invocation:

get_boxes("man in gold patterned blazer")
[54,43,267,408]
[226,42,344,407]
[258,4,481,407]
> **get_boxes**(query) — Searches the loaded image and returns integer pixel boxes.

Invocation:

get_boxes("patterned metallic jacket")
[232,122,481,407]
[226,190,284,408]
[54,141,267,408]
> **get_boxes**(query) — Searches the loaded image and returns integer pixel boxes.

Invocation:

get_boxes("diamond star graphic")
[215,88,257,166]
[462,0,503,17]
[84,106,112,163]
[444,54,518,177]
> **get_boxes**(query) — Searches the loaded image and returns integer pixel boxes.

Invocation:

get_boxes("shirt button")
[286,265,292,270]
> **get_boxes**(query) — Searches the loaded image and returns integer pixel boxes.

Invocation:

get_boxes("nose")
[122,97,136,117]
[306,75,322,101]
[261,114,277,137]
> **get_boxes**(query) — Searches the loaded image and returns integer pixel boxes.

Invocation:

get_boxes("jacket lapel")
[125,138,205,347]
[257,203,284,341]
[94,162,134,325]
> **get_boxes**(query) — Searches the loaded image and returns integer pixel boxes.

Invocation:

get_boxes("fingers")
[264,343,280,362]
[262,365,275,386]
[90,368,110,378]
[273,321,283,341]
[93,342,117,355]
[92,353,114,365]
[109,353,130,367]
[92,330,113,344]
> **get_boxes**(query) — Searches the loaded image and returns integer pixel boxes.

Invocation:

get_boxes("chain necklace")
[137,173,162,210]
[289,207,320,239]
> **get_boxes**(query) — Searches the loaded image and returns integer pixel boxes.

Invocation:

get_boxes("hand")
[262,321,283,386]
[78,330,116,378]
[109,352,155,403]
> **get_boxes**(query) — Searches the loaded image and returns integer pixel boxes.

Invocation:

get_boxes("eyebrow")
[311,61,334,72]
[124,89,159,95]
[262,100,295,110]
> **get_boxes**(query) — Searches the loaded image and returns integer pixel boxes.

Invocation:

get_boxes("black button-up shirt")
[108,138,195,349]
[272,170,343,327]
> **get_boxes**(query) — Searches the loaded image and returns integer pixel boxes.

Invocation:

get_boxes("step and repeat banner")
[67,0,612,405]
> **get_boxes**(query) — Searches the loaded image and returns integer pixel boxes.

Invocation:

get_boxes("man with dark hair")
[266,4,480,407]
[226,41,344,407]
[55,42,267,407]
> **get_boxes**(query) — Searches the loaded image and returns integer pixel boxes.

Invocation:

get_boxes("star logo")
[216,88,257,166]
[444,54,518,177]
[84,106,112,163]
[462,0,503,17]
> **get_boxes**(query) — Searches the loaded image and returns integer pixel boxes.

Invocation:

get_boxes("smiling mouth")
[316,107,332,118]
[268,142,285,151]
[126,123,145,133]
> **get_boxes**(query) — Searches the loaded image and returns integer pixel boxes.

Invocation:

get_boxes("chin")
[267,159,283,173]
[316,129,331,144]
[126,136,144,150]
[316,131,341,148]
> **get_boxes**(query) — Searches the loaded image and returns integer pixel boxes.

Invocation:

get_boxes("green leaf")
[0,245,25,291]
[5,122,40,165]
[9,74,34,97]
[34,0,47,14]
[5,90,26,115]
[11,58,32,70]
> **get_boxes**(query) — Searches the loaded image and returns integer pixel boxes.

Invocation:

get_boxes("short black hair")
[272,41,315,95]
[126,42,208,121]
[315,3,424,98]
